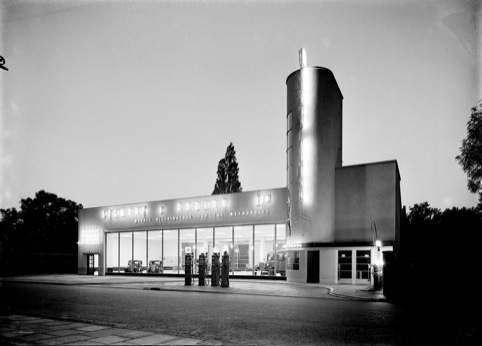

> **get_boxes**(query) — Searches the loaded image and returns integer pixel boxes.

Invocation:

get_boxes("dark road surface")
[0,282,465,345]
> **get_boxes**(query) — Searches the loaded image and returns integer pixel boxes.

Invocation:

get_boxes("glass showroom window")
[163,229,178,273]
[356,250,371,280]
[133,231,147,273]
[179,229,195,274]
[196,228,213,273]
[233,225,253,275]
[215,226,233,274]
[147,230,162,273]
[254,225,275,276]
[338,250,352,279]
[287,251,300,270]
[106,232,119,273]
[120,232,133,272]
[275,224,287,276]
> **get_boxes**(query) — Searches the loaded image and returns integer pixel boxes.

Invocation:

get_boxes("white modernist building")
[78,59,401,285]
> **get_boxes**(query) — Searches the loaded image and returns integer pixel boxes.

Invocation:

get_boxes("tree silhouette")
[394,202,482,309]
[456,100,482,208]
[0,190,83,275]
[403,202,441,257]
[212,142,243,195]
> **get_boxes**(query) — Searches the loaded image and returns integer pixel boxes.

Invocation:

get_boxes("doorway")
[356,250,371,284]
[87,254,99,275]
[307,250,320,283]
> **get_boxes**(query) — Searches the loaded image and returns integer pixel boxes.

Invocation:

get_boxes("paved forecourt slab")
[76,325,110,332]
[47,329,87,337]
[83,327,131,337]
[47,322,92,330]
[9,333,59,342]
[11,318,55,325]
[88,335,130,344]
[167,337,204,345]
[42,320,74,327]
[128,333,179,345]
[36,334,94,345]
[1,315,206,346]
[2,315,47,322]
[116,329,155,338]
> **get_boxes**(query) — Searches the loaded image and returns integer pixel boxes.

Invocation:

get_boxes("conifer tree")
[212,142,243,195]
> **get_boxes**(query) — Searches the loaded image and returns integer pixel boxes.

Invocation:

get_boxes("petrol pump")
[211,253,220,286]
[185,252,192,286]
[198,253,206,286]
[221,251,229,287]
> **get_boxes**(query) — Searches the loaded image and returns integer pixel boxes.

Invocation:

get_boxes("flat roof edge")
[82,187,288,210]
[337,160,401,181]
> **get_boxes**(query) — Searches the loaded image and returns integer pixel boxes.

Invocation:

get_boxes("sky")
[1,0,480,212]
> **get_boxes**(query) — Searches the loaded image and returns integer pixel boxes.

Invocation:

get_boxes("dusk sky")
[1,0,480,211]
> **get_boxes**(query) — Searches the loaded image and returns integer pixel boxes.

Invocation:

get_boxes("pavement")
[0,275,389,345]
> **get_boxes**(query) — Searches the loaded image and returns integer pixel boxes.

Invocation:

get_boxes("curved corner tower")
[286,66,343,243]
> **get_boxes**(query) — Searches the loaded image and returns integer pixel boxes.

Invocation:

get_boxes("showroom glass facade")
[105,223,287,276]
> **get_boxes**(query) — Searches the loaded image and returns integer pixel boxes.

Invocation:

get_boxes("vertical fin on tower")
[299,48,307,69]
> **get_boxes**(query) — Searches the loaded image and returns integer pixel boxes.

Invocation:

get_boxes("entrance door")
[87,254,95,275]
[307,250,320,283]
[87,254,99,275]
[356,250,371,284]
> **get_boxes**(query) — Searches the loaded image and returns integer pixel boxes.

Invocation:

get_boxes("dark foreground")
[0,281,480,345]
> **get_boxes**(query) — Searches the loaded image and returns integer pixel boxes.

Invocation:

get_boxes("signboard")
[81,228,101,244]
[185,247,192,254]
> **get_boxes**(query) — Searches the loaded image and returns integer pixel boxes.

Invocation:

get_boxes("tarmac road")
[1,281,439,345]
